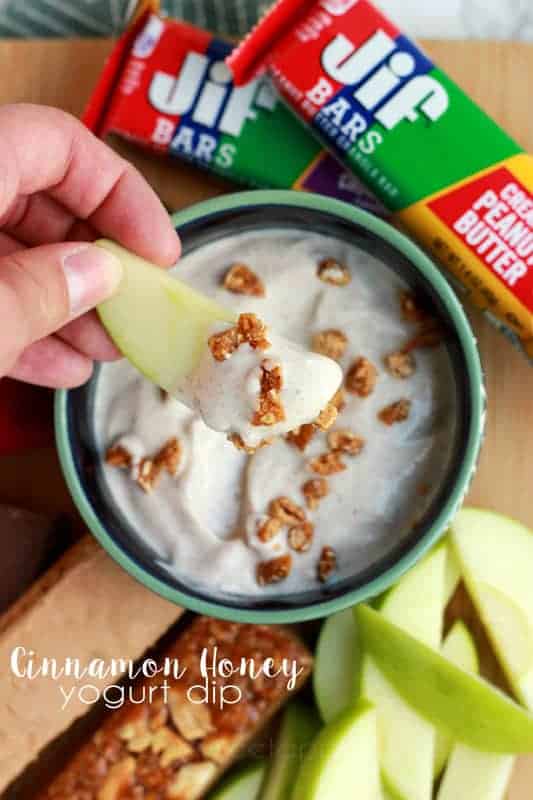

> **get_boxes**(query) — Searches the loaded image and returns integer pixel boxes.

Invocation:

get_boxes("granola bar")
[39,617,312,800]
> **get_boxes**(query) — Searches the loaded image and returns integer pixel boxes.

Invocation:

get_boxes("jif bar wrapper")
[83,10,383,215]
[228,0,533,358]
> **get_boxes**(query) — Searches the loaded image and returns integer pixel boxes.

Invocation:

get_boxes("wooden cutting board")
[0,35,532,797]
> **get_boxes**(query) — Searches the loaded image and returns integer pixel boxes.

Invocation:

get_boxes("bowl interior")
[59,198,480,620]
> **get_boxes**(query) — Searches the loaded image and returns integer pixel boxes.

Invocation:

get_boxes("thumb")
[0,242,122,376]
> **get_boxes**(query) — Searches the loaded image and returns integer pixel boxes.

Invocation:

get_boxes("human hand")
[0,103,181,388]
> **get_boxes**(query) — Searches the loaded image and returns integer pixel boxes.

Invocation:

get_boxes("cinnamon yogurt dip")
[95,229,457,597]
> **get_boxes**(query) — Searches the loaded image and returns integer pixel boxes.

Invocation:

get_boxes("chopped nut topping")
[257,554,292,585]
[402,319,443,352]
[223,263,265,297]
[331,387,347,413]
[136,457,162,493]
[288,521,314,553]
[346,357,378,397]
[400,290,431,323]
[257,516,282,543]
[318,546,337,583]
[328,429,365,456]
[105,444,132,469]
[154,437,182,476]
[286,423,316,451]
[252,360,285,427]
[314,402,338,431]
[302,477,329,510]
[227,433,269,454]
[317,257,351,286]
[385,350,416,379]
[168,688,214,741]
[208,326,240,361]
[308,451,347,476]
[378,398,412,426]
[312,328,348,360]
[269,496,307,526]
[237,313,270,350]
[208,313,270,362]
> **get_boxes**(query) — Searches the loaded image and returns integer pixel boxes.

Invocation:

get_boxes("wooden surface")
[0,36,532,796]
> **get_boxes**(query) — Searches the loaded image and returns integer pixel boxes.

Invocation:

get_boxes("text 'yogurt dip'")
[96,230,457,597]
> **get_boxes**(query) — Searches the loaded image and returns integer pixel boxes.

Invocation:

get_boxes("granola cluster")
[208,313,270,362]
[317,257,351,286]
[106,437,182,494]
[222,262,265,297]
[252,360,286,427]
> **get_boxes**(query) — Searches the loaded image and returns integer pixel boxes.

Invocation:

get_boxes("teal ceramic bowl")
[55,190,484,623]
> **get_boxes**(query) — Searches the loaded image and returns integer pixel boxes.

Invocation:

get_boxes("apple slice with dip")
[96,240,342,452]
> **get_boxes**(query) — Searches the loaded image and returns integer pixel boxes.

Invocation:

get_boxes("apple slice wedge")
[261,702,320,800]
[313,609,360,724]
[434,621,479,777]
[210,760,266,799]
[291,701,384,800]
[450,508,533,707]
[361,544,447,800]
[356,604,533,753]
[96,239,235,392]
[436,746,514,800]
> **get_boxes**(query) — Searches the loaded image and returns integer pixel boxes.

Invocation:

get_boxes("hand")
[0,103,181,388]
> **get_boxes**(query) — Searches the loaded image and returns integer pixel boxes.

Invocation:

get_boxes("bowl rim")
[55,189,484,623]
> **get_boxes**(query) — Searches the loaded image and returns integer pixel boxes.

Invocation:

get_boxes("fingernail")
[62,245,123,316]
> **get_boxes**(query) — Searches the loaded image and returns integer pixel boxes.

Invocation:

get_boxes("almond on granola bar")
[327,429,365,456]
[312,329,348,360]
[308,451,347,476]
[318,546,337,583]
[345,357,378,397]
[317,258,351,286]
[378,398,412,426]
[223,263,265,297]
[302,478,329,510]
[257,554,292,585]
[384,350,416,379]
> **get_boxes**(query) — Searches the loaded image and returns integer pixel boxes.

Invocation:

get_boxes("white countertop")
[376,0,533,40]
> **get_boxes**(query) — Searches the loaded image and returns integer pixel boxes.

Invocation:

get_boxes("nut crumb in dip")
[98,230,457,597]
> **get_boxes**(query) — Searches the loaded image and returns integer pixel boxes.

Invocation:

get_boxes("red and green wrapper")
[228,0,533,358]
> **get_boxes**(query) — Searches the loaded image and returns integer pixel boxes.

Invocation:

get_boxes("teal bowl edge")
[55,189,485,624]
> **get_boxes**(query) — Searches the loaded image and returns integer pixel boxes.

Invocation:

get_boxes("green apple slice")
[209,760,266,799]
[292,701,383,800]
[436,746,514,800]
[356,604,533,753]
[450,508,533,707]
[314,609,360,723]
[361,544,447,800]
[96,239,235,392]
[261,702,320,800]
[444,546,461,606]
[434,621,479,777]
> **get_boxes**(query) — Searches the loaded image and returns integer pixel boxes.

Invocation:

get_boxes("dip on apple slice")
[96,240,342,451]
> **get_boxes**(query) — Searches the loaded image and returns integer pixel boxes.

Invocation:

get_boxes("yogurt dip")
[96,230,457,597]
